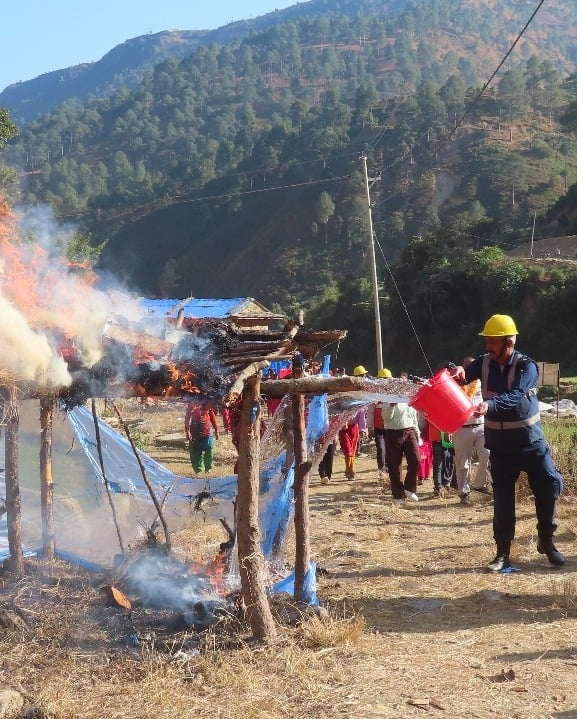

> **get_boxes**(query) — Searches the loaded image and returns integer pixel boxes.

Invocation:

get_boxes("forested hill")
[2,0,576,124]
[0,31,209,124]
[4,0,577,371]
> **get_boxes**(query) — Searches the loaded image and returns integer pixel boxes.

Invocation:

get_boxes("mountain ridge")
[0,1,324,122]
[3,0,576,124]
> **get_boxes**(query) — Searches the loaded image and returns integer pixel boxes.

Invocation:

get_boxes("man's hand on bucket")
[448,364,465,381]
[474,401,489,417]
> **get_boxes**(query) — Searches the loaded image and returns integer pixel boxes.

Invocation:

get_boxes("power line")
[58,170,355,220]
[374,232,433,375]
[371,0,548,176]
[364,0,548,373]
[452,0,547,132]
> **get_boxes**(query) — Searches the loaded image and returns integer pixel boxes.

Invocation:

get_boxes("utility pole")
[360,153,383,371]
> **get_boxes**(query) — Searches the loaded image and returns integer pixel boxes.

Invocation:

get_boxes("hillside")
[0,3,323,124]
[0,31,209,124]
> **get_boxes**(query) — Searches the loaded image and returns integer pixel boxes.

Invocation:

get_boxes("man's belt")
[484,413,540,430]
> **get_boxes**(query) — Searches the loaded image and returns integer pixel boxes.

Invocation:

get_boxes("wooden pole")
[260,374,366,397]
[109,400,171,552]
[4,395,24,575]
[39,396,55,559]
[224,360,270,406]
[236,375,277,641]
[91,399,126,555]
[292,360,312,602]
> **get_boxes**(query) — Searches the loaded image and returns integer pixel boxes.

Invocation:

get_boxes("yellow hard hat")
[353,365,368,376]
[479,314,519,337]
[377,368,392,378]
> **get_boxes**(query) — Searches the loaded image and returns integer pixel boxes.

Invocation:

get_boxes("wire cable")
[452,0,547,133]
[362,0,549,374]
[369,0,548,177]
[373,231,433,375]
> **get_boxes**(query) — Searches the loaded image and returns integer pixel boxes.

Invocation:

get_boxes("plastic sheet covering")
[258,376,420,559]
[67,405,239,526]
[0,401,238,564]
[0,378,420,605]
[68,407,237,525]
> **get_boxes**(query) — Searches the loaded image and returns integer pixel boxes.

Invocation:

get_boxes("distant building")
[139,296,286,333]
[507,235,577,260]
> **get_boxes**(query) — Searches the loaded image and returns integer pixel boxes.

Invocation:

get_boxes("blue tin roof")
[138,297,279,320]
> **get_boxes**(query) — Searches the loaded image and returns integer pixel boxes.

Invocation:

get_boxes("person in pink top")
[185,401,219,474]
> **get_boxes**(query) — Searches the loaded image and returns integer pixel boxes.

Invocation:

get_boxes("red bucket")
[409,368,474,434]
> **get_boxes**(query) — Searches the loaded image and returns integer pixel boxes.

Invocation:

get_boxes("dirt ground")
[0,407,576,719]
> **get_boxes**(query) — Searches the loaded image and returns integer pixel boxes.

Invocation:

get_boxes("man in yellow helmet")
[367,368,393,483]
[453,314,564,571]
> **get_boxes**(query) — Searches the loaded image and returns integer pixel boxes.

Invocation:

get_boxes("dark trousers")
[385,428,420,499]
[490,443,563,544]
[374,428,387,471]
[432,442,456,490]
[318,441,335,480]
[432,441,445,490]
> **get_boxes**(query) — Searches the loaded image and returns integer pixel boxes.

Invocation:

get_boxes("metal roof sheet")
[138,297,282,320]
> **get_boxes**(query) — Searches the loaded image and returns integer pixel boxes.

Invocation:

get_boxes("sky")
[1,0,299,93]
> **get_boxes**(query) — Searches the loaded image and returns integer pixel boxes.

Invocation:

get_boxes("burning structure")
[0,199,422,639]
[0,198,346,406]
[0,199,353,629]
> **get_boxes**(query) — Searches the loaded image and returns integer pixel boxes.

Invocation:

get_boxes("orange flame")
[187,549,230,597]
[166,362,200,395]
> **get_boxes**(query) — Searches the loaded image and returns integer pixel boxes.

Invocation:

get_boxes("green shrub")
[543,417,577,494]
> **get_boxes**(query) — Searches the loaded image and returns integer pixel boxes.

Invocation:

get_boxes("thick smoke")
[0,203,140,390]
[0,294,71,387]
[0,201,230,400]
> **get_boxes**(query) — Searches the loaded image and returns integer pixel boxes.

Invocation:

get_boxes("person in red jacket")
[185,401,219,474]
[338,410,367,480]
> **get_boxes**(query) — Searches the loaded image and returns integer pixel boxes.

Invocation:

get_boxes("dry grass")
[1,404,577,718]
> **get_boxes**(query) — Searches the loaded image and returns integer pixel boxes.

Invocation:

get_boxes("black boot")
[487,542,511,572]
[537,537,565,566]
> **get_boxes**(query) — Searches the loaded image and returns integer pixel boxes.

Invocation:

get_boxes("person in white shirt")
[382,402,421,503]
[451,357,491,504]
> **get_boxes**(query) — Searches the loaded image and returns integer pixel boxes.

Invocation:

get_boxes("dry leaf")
[509,687,528,693]
[501,667,515,682]
[110,585,132,609]
[429,697,446,710]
